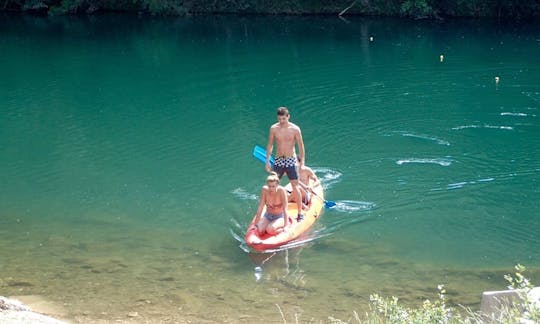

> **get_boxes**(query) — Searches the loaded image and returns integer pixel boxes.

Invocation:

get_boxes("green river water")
[1,14,539,323]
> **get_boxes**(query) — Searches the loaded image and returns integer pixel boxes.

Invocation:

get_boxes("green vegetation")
[326,264,540,324]
[364,285,458,323]
[400,0,433,18]
[2,0,539,19]
[502,264,540,323]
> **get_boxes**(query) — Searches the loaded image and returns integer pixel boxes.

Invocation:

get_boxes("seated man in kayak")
[287,159,320,208]
[252,172,290,236]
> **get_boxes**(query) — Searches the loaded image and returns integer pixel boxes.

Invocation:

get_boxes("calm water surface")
[1,14,539,322]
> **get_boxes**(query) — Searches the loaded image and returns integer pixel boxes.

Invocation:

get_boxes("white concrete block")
[480,287,540,317]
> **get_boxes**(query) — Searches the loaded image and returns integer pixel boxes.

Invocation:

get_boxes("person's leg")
[272,159,286,179]
[286,184,309,209]
[300,187,309,209]
[267,217,286,235]
[287,188,295,202]
[290,180,304,220]
[284,162,304,221]
[256,216,271,235]
[304,190,311,205]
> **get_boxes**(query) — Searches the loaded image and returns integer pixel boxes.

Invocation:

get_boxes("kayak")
[245,178,325,252]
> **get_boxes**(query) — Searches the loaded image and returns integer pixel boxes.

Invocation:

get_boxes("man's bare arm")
[266,128,275,172]
[296,128,305,165]
[253,188,266,224]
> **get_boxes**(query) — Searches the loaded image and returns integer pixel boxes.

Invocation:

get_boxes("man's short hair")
[277,107,289,116]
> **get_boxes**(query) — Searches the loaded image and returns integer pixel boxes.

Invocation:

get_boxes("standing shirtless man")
[266,107,306,221]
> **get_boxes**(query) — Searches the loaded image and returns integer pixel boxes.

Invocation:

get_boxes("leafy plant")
[328,264,539,324]
[400,0,433,18]
[504,264,540,323]
[367,284,461,323]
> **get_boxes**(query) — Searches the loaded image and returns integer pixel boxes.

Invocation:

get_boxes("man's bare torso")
[271,122,300,157]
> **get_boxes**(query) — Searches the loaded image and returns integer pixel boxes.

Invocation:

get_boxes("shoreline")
[0,295,219,323]
[1,1,539,20]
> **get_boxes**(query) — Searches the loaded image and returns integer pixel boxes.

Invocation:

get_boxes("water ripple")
[390,131,451,146]
[500,112,532,117]
[396,158,452,167]
[522,91,540,103]
[452,124,514,130]
[443,178,495,191]
[231,188,258,201]
[312,167,342,190]
[430,167,540,192]
[229,197,377,253]
[332,200,377,213]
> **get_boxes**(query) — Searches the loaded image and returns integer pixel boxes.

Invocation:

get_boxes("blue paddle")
[252,145,336,208]
[252,145,274,166]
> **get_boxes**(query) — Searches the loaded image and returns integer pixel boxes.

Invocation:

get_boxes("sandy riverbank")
[0,295,222,323]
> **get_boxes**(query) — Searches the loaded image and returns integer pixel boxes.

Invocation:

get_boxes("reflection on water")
[248,249,308,285]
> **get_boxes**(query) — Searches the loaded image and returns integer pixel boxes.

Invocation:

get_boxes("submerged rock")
[0,296,29,311]
[0,296,67,324]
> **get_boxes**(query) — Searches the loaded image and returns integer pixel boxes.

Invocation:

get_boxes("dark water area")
[1,13,539,322]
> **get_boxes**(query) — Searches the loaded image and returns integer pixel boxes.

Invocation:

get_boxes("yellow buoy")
[440,54,444,62]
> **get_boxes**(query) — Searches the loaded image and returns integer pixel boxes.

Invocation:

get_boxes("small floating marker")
[369,36,374,42]
[495,76,500,83]
[439,54,444,62]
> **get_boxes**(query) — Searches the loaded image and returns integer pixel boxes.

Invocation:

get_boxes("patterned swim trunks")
[275,156,296,167]
[273,156,298,180]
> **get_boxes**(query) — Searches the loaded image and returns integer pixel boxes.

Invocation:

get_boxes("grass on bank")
[333,264,540,324]
[282,264,540,323]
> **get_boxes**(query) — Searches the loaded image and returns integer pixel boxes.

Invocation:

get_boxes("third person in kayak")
[288,157,320,208]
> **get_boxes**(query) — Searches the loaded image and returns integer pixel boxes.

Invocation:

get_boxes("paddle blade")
[324,200,337,208]
[253,145,274,166]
